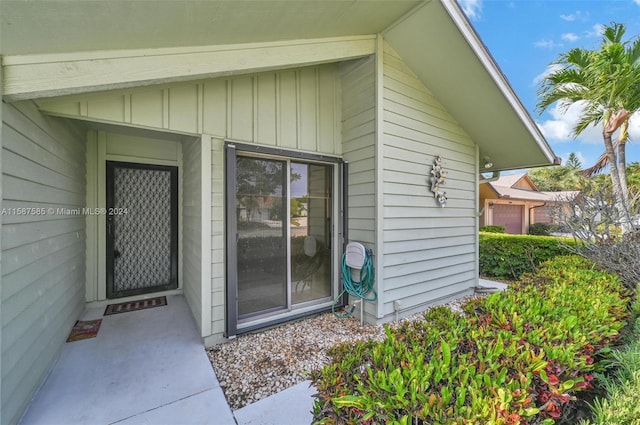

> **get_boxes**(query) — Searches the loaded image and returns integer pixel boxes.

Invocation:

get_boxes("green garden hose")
[332,248,377,318]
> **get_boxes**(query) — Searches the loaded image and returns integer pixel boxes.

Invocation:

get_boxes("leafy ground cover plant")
[311,256,630,425]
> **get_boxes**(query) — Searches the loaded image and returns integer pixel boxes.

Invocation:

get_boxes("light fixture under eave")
[483,157,493,169]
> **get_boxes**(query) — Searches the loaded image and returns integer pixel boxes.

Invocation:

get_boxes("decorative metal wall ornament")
[429,155,447,207]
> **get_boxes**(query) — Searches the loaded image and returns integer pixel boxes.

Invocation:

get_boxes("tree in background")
[537,23,640,232]
[566,152,582,169]
[529,152,586,191]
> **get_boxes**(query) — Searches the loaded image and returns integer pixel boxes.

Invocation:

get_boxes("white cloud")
[534,39,561,49]
[532,63,564,86]
[459,0,482,20]
[635,0,640,5]
[585,23,605,38]
[561,33,579,42]
[628,111,640,141]
[537,102,602,144]
[560,11,589,22]
[538,103,640,146]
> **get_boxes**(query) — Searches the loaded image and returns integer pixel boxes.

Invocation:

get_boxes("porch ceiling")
[0,0,420,55]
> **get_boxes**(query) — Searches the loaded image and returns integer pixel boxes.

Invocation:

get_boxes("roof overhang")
[383,1,558,171]
[1,0,557,171]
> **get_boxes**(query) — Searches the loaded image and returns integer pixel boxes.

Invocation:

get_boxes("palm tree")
[537,22,640,232]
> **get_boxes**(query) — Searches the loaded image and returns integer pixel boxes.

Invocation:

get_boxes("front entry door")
[106,162,178,299]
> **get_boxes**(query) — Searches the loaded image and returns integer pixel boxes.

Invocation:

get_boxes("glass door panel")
[291,162,332,304]
[236,157,287,317]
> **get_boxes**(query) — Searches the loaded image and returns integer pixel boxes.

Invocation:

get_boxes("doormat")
[66,319,102,342]
[104,296,167,316]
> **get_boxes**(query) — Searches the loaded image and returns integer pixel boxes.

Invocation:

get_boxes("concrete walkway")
[19,295,236,425]
[20,280,507,425]
[234,381,315,425]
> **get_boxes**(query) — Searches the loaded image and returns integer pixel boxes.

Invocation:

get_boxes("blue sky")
[458,0,640,170]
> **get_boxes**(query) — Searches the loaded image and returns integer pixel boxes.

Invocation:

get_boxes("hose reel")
[333,242,377,319]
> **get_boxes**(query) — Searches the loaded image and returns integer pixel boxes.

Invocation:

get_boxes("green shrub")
[479,232,575,280]
[529,222,557,236]
[480,225,506,233]
[311,256,630,425]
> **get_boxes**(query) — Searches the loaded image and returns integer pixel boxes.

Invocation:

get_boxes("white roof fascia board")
[2,35,376,101]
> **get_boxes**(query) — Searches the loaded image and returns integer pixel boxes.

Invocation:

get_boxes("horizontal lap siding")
[341,58,376,247]
[340,57,377,319]
[1,102,86,425]
[381,42,476,318]
[182,138,202,333]
[209,139,225,342]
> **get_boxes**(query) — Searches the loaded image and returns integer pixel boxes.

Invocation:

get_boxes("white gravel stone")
[207,297,480,410]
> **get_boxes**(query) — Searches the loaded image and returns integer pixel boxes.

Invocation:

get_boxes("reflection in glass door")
[236,157,287,318]
[290,162,332,304]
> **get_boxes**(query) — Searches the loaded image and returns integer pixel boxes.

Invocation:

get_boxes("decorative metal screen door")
[106,162,178,299]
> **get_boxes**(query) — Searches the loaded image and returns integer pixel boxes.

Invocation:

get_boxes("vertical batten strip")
[333,69,341,155]
[162,89,169,129]
[226,80,233,140]
[296,69,302,150]
[315,68,321,152]
[123,94,132,123]
[197,83,204,134]
[252,76,259,144]
[275,72,281,147]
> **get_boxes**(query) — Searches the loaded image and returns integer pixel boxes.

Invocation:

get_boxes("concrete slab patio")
[19,295,236,425]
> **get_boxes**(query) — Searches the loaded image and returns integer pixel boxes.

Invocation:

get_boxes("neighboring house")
[480,173,576,234]
[0,1,557,423]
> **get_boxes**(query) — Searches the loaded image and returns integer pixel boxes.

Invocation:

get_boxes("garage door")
[493,204,523,234]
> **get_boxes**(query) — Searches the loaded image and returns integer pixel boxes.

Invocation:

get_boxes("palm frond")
[564,48,593,68]
[603,22,625,45]
[582,139,621,176]
[628,38,640,63]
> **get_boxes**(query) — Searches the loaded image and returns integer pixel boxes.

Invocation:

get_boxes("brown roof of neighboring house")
[487,173,579,203]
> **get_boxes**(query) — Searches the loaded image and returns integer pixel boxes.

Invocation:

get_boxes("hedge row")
[479,232,576,280]
[311,256,630,425]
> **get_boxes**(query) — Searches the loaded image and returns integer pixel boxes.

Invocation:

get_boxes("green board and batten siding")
[380,43,477,318]
[38,64,341,155]
[1,101,86,425]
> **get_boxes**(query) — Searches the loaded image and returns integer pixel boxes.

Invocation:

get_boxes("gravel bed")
[207,298,475,410]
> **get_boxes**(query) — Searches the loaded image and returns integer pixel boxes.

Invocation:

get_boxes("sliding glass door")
[235,157,288,317]
[227,145,337,333]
